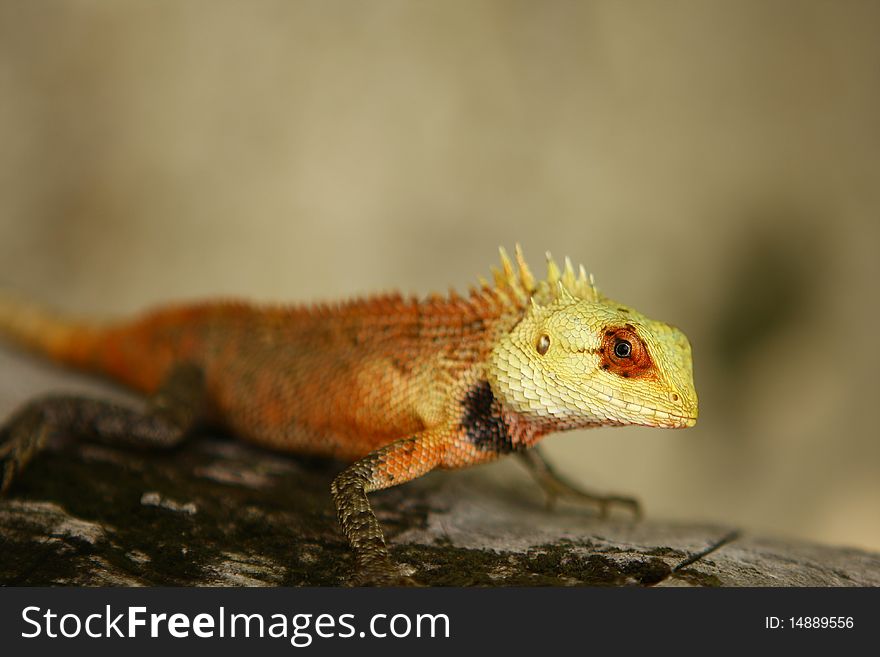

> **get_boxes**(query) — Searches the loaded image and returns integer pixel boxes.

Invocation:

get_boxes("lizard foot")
[347,559,422,587]
[518,448,641,519]
[544,485,642,520]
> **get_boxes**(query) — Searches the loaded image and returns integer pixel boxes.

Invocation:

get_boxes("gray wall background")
[1,1,878,550]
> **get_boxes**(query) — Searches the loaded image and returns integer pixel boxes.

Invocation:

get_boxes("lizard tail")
[0,293,227,394]
[0,292,109,372]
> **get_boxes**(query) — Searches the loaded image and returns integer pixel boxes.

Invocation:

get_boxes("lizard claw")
[347,559,422,587]
[520,449,642,519]
[540,481,642,519]
[348,572,423,587]
[594,494,642,520]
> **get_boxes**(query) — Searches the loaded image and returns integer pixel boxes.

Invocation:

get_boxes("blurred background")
[0,0,877,551]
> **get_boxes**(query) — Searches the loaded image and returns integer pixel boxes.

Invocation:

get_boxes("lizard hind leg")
[0,362,206,494]
[331,429,448,586]
[518,446,641,519]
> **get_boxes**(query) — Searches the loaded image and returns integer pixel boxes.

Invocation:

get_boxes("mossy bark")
[1,434,878,587]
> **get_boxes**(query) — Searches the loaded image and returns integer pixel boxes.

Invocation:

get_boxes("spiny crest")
[488,244,601,307]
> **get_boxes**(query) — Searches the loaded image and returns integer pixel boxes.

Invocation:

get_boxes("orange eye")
[601,326,655,379]
[536,334,551,355]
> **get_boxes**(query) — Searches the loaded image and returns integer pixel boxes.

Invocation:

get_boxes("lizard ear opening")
[536,334,551,355]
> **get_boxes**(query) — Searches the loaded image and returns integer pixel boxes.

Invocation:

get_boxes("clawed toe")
[348,561,421,587]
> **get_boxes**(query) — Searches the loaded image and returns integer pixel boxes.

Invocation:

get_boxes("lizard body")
[0,246,698,584]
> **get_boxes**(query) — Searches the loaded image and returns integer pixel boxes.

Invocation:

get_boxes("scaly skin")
[0,246,698,584]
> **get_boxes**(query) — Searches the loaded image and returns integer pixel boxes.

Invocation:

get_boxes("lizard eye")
[613,339,632,359]
[601,325,653,377]
[536,334,551,355]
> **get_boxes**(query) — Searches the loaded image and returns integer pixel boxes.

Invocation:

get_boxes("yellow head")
[487,248,698,430]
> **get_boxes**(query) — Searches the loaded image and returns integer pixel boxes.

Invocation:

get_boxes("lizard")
[0,246,698,585]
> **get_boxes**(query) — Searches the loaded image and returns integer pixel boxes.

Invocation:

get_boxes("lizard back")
[0,290,521,460]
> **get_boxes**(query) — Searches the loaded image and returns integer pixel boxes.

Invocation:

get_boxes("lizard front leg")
[0,363,206,493]
[517,446,641,518]
[331,428,451,586]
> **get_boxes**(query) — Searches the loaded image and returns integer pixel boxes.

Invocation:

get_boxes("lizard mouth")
[664,413,697,428]
[642,410,697,429]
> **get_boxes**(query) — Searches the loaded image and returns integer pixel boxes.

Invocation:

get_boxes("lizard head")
[486,247,698,430]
